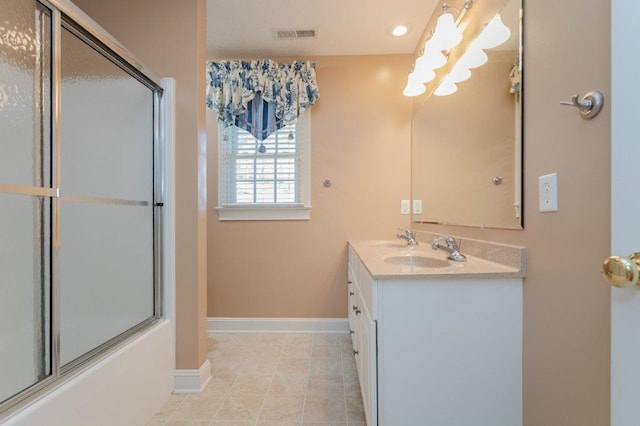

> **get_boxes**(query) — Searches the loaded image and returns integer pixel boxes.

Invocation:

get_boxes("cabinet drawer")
[347,274,356,338]
[357,265,376,319]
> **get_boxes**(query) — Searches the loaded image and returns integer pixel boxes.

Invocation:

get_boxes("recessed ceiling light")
[391,24,409,37]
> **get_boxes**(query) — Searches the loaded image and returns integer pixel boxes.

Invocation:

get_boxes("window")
[217,110,310,220]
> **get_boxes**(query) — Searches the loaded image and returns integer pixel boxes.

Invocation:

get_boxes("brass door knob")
[602,253,640,288]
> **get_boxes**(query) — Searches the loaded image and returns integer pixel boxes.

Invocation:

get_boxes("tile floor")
[148,332,366,426]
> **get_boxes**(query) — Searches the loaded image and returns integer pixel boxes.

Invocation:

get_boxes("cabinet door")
[356,292,378,426]
[347,263,356,343]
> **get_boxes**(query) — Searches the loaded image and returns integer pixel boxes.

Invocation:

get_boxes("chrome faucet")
[432,235,467,262]
[397,228,418,246]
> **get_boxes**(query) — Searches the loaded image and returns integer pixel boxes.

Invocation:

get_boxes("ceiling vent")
[273,28,317,40]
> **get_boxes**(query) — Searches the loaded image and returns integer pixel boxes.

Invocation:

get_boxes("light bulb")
[434,78,458,96]
[476,14,511,49]
[403,72,426,97]
[430,12,462,50]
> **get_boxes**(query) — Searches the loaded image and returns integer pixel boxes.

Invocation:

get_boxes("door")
[0,0,164,416]
[608,1,640,425]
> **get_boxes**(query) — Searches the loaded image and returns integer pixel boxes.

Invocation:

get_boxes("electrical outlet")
[539,173,558,212]
[401,200,411,215]
[413,200,423,214]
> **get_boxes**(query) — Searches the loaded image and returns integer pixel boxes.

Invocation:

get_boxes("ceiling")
[206,0,438,58]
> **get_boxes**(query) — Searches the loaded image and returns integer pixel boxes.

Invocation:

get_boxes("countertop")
[349,239,527,280]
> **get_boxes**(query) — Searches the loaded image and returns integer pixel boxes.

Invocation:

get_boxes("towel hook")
[560,91,604,120]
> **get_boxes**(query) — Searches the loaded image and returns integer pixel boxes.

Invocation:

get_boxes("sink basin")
[384,255,450,268]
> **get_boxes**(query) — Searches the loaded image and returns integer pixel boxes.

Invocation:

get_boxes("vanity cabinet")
[348,259,377,424]
[347,244,523,426]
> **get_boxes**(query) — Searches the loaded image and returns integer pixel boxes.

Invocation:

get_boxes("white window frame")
[216,109,311,221]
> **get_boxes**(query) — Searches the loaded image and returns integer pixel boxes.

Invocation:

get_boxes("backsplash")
[414,231,527,275]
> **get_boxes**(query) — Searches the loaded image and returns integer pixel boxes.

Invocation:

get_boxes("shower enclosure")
[0,0,164,417]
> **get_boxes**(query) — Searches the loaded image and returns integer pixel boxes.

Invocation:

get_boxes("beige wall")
[71,0,209,370]
[207,55,413,318]
[415,1,612,424]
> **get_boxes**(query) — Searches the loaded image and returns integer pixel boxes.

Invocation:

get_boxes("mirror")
[411,0,522,229]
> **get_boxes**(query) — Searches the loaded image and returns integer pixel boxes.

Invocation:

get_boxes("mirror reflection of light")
[475,14,511,49]
[433,78,457,96]
[403,8,512,98]
[403,72,426,97]
[419,40,447,70]
[414,59,436,84]
[429,12,462,50]
[448,62,471,83]
[458,41,488,69]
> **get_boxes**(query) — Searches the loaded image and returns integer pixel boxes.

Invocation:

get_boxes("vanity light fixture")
[404,0,512,98]
[432,12,510,96]
[403,1,473,96]
[429,6,463,50]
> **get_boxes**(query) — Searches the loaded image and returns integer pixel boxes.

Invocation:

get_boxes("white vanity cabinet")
[347,243,524,426]
[347,255,377,425]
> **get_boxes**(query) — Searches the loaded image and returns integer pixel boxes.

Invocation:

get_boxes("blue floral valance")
[206,59,320,140]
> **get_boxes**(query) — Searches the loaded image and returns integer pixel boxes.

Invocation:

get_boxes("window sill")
[216,205,311,221]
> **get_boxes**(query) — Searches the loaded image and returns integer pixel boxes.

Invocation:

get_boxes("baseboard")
[207,317,349,334]
[173,359,211,394]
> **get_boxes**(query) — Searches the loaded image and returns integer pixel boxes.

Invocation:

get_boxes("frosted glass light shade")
[417,40,447,70]
[430,12,462,50]
[458,42,488,69]
[414,54,437,83]
[416,67,436,84]
[403,72,426,97]
[449,62,471,83]
[476,14,511,49]
[434,78,457,96]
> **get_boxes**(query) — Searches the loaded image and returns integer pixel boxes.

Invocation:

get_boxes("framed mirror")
[411,0,523,229]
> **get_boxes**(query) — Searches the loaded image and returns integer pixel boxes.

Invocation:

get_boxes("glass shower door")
[0,0,52,404]
[58,25,156,367]
[1,0,163,415]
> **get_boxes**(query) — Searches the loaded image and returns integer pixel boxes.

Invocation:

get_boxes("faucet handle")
[444,235,461,249]
[397,227,414,237]
[397,228,418,245]
[432,234,444,243]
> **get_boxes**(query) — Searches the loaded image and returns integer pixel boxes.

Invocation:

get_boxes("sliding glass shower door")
[58,25,156,367]
[0,0,163,415]
[0,0,52,404]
